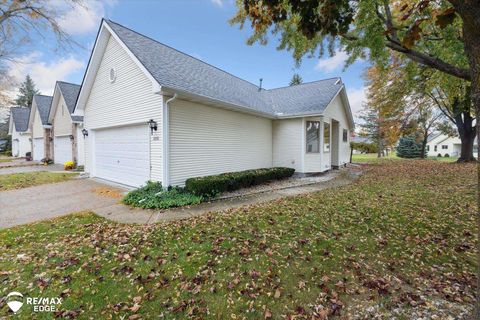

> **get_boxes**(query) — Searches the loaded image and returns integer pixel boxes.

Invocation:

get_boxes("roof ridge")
[57,80,80,86]
[265,77,341,92]
[105,19,262,90]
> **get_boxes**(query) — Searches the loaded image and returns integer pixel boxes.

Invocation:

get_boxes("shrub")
[123,181,203,209]
[444,153,450,157]
[437,153,442,157]
[185,167,295,197]
[64,160,75,170]
[397,136,424,158]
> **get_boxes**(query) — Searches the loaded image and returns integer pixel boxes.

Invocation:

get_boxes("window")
[426,145,430,151]
[434,145,437,151]
[324,122,330,152]
[306,121,320,153]
[442,145,448,150]
[342,129,348,142]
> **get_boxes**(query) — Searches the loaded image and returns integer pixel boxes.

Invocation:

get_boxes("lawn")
[0,171,78,191]
[352,153,459,163]
[0,161,476,319]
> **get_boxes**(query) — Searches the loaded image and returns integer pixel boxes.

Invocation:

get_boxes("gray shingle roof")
[33,95,53,125]
[57,81,81,114]
[10,107,30,132]
[427,132,443,142]
[105,20,343,117]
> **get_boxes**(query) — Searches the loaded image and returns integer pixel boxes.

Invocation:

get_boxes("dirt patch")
[91,187,124,199]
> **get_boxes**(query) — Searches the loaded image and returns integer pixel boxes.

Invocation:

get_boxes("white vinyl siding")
[83,34,163,182]
[323,94,352,166]
[272,119,302,171]
[11,130,31,158]
[169,99,273,186]
[32,108,44,139]
[76,125,85,166]
[53,98,72,136]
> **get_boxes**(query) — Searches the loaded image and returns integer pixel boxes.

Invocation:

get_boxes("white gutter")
[162,93,177,187]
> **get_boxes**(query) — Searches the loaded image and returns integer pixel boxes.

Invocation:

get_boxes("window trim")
[342,129,348,143]
[323,121,331,153]
[305,120,320,153]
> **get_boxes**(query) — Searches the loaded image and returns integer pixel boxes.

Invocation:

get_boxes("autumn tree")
[230,0,479,163]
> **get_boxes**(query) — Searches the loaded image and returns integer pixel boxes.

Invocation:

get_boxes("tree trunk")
[458,130,475,162]
[421,136,428,159]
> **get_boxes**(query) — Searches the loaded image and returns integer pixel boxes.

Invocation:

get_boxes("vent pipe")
[258,78,263,91]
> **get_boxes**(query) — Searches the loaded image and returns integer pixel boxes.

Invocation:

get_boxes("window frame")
[442,145,448,150]
[323,122,331,153]
[342,129,348,143]
[305,121,320,153]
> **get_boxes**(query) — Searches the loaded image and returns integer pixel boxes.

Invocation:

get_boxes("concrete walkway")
[95,169,360,225]
[0,179,126,229]
[0,163,64,175]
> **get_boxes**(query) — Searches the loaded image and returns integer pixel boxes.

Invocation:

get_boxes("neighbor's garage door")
[54,136,71,164]
[33,138,44,161]
[94,125,150,187]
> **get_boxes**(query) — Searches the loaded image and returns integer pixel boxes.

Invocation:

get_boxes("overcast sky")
[6,0,369,121]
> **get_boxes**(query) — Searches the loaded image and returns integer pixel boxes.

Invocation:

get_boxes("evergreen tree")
[396,136,424,158]
[14,75,39,108]
[289,73,303,86]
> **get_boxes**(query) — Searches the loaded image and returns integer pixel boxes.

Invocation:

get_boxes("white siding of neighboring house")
[272,118,302,171]
[53,97,72,136]
[83,34,163,182]
[32,108,44,139]
[11,128,31,157]
[75,124,85,166]
[323,93,352,166]
[168,99,273,186]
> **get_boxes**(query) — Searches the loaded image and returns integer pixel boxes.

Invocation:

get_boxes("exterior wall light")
[82,129,88,138]
[148,119,158,134]
[69,135,75,141]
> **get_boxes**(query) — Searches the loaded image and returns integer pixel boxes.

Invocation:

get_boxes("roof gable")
[10,107,30,132]
[75,19,354,122]
[49,81,81,123]
[32,95,53,125]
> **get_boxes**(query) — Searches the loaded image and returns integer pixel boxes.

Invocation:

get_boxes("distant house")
[426,133,478,157]
[8,107,31,157]
[48,81,84,165]
[29,95,53,161]
[72,19,355,187]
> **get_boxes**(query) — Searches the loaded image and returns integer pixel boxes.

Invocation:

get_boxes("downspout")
[162,93,177,187]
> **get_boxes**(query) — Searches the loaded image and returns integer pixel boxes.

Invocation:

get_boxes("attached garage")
[93,125,150,187]
[54,136,72,164]
[33,138,44,161]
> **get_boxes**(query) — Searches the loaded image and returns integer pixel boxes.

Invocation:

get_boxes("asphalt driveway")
[0,179,127,229]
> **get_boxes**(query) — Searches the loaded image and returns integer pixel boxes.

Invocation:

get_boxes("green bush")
[397,136,424,158]
[123,181,203,209]
[185,167,295,197]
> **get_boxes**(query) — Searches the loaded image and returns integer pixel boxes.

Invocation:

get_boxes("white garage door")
[33,138,44,161]
[94,124,150,187]
[54,136,72,164]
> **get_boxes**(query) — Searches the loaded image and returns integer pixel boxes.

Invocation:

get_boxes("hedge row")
[185,167,295,197]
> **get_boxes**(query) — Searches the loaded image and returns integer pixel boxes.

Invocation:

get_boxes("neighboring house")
[426,133,478,157]
[29,95,53,161]
[8,107,31,157]
[48,81,84,165]
[73,20,354,187]
[0,139,7,152]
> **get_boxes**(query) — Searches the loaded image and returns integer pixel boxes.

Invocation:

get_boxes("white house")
[426,133,478,157]
[8,107,31,157]
[73,20,355,187]
[29,95,53,161]
[48,81,84,166]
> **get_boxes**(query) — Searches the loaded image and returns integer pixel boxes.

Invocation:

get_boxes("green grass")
[0,171,77,191]
[0,161,476,319]
[0,159,13,163]
[352,153,459,163]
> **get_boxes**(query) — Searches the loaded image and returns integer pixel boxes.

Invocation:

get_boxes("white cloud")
[315,50,349,73]
[7,52,85,96]
[57,0,117,35]
[211,0,224,6]
[347,86,367,124]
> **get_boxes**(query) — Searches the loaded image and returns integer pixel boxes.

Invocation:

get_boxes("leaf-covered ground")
[0,161,476,319]
[0,171,77,191]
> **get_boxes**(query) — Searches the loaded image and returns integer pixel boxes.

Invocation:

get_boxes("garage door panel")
[54,136,72,164]
[33,138,44,161]
[94,125,150,187]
